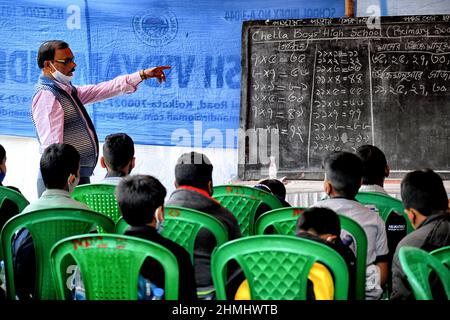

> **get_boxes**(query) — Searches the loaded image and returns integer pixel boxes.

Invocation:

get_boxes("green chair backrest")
[0,186,29,262]
[50,234,179,300]
[254,207,367,300]
[71,184,119,232]
[355,191,413,234]
[399,246,450,300]
[162,206,228,263]
[0,208,115,300]
[255,207,307,235]
[212,184,283,236]
[211,235,349,300]
[0,186,29,213]
[431,246,450,270]
[116,206,228,264]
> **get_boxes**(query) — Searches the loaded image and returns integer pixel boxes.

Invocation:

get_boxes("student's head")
[101,133,135,176]
[323,151,363,199]
[296,207,341,242]
[40,143,80,190]
[174,152,213,194]
[356,144,389,187]
[401,169,448,228]
[0,144,7,184]
[254,179,287,200]
[116,175,167,227]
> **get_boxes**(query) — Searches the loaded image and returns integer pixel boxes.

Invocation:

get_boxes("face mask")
[68,175,80,193]
[50,62,73,84]
[0,170,5,183]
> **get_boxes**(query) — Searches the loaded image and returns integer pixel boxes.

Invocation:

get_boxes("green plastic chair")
[211,235,349,300]
[0,186,29,213]
[0,186,29,262]
[0,208,115,300]
[116,206,228,264]
[71,184,119,232]
[355,191,413,234]
[212,184,283,236]
[254,207,367,300]
[50,234,179,300]
[399,246,450,300]
[431,246,450,270]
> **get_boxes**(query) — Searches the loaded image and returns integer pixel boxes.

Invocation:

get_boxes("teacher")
[32,40,170,196]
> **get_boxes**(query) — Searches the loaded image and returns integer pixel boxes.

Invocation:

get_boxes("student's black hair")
[37,40,69,69]
[400,169,448,216]
[40,143,80,189]
[0,144,5,162]
[296,207,341,236]
[174,152,213,191]
[323,151,363,199]
[103,133,134,173]
[116,175,166,226]
[256,179,287,200]
[355,144,387,186]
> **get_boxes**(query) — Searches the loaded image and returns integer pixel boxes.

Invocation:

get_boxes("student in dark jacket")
[117,174,197,301]
[165,151,242,299]
[296,207,357,300]
[0,144,22,230]
[391,169,450,300]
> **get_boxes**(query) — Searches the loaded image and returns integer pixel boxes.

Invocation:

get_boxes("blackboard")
[239,15,450,180]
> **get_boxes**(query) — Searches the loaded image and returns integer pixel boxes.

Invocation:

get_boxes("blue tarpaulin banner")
[0,0,343,147]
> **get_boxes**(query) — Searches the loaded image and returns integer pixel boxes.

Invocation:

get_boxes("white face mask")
[50,62,73,84]
[68,175,80,193]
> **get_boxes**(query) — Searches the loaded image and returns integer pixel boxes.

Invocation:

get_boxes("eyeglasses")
[53,57,75,65]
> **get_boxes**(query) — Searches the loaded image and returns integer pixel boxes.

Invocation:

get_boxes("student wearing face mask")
[11,143,88,300]
[32,40,170,197]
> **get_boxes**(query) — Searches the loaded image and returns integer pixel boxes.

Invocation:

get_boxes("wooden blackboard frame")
[239,15,450,181]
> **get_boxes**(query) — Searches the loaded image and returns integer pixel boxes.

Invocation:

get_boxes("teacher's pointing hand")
[141,66,171,83]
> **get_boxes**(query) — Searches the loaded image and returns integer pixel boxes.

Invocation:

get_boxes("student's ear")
[174,181,179,188]
[68,173,76,184]
[385,165,390,178]
[100,157,107,168]
[157,205,164,222]
[405,208,419,229]
[131,157,136,170]
[207,180,213,196]
[324,180,332,196]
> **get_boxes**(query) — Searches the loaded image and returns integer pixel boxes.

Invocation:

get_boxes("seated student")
[166,151,242,299]
[12,143,88,299]
[356,144,407,290]
[391,169,450,300]
[0,144,22,230]
[99,133,135,185]
[253,178,291,234]
[117,174,197,301]
[296,207,357,300]
[254,178,291,207]
[312,151,389,300]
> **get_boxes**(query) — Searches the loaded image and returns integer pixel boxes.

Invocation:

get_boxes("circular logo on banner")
[132,9,178,47]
